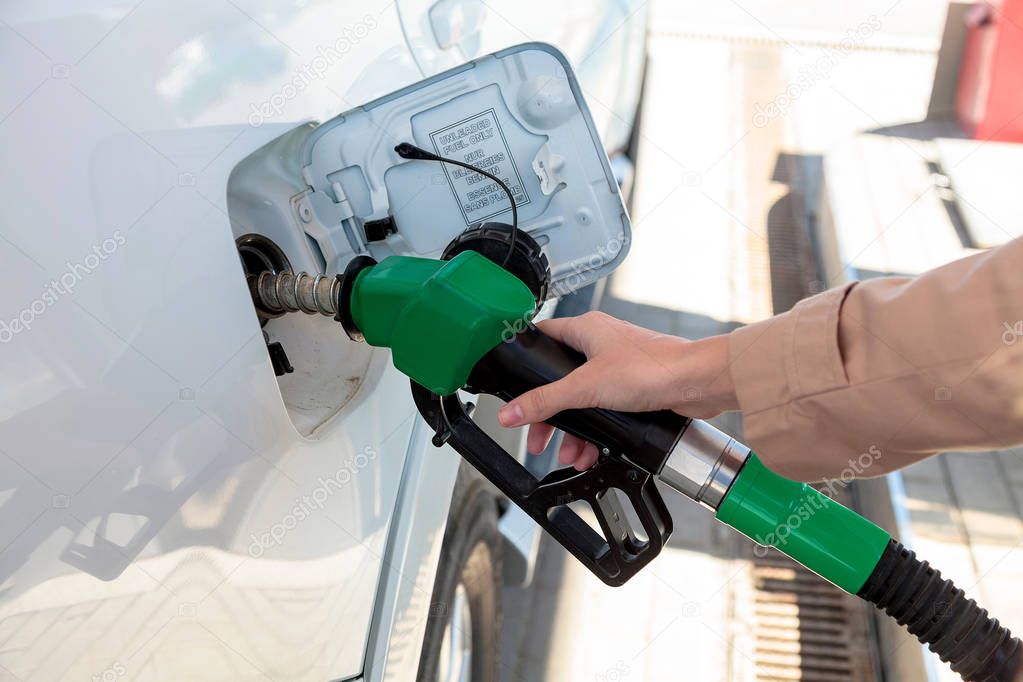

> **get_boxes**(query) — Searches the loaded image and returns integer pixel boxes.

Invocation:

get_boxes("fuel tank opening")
[236,233,293,322]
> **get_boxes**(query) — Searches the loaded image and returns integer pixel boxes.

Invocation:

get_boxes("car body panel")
[0,1,423,679]
[0,2,646,680]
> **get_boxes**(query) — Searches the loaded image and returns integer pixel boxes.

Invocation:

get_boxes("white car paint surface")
[0,1,430,680]
[0,1,647,680]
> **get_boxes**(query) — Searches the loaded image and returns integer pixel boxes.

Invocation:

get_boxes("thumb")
[498,367,595,427]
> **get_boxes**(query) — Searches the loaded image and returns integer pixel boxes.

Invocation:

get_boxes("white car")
[0,3,647,681]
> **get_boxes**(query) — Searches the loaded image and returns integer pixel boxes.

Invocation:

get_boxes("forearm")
[728,238,1023,481]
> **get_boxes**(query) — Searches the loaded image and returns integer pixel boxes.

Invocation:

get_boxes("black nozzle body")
[467,325,690,474]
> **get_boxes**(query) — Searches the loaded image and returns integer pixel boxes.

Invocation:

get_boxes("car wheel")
[418,464,502,682]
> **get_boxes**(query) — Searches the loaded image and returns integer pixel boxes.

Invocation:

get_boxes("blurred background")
[500,1,1023,681]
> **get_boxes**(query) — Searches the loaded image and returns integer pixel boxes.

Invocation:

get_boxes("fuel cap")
[442,222,550,303]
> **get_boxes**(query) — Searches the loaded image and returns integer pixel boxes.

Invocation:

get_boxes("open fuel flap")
[227,42,633,433]
[300,41,631,291]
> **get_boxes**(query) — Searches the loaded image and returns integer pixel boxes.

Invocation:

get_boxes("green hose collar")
[716,453,891,594]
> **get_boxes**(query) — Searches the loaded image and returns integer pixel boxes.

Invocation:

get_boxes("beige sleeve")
[728,237,1023,482]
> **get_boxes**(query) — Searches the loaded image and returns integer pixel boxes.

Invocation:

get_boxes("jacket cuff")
[728,282,855,415]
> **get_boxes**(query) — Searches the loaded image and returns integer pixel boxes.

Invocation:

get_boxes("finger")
[526,422,556,454]
[558,433,587,467]
[573,442,600,471]
[497,363,598,427]
[536,316,594,354]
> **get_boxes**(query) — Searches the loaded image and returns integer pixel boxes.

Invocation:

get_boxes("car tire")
[417,464,502,682]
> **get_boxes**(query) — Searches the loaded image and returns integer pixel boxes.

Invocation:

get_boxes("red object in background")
[955,0,1023,142]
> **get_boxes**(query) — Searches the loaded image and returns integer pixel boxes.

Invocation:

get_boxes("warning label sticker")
[429,109,531,225]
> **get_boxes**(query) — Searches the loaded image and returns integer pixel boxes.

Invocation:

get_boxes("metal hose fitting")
[250,271,341,319]
[658,420,750,510]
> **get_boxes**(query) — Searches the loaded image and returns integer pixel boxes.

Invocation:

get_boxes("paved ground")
[497,0,1007,680]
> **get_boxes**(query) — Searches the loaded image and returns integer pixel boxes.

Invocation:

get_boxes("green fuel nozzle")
[348,251,535,395]
[250,229,1022,681]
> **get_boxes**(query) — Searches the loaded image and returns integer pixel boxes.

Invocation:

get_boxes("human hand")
[496,311,738,470]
